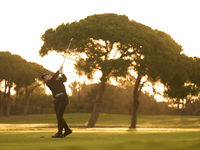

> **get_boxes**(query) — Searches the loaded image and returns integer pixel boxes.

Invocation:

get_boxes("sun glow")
[141,81,167,102]
[0,0,200,102]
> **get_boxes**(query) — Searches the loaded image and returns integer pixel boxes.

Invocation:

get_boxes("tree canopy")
[0,51,52,116]
[0,51,51,87]
[39,13,200,128]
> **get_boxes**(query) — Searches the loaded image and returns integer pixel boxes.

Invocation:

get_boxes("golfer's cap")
[41,73,50,79]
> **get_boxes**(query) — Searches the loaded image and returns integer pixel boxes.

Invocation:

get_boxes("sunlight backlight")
[1,0,200,102]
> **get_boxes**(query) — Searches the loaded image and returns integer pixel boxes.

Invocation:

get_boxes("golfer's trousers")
[53,94,70,134]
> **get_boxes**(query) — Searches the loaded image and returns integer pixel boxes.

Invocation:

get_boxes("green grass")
[0,130,200,150]
[0,114,200,149]
[1,113,200,128]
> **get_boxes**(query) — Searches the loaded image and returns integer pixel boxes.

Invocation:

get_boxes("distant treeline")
[68,83,200,116]
[1,83,199,116]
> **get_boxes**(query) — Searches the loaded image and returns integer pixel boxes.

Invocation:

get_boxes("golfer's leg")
[52,100,63,137]
[57,100,67,134]
[54,99,58,114]
[54,102,59,135]
[61,95,70,132]
[62,118,71,131]
[54,100,59,133]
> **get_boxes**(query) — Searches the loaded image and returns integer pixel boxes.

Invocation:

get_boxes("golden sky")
[0,0,200,97]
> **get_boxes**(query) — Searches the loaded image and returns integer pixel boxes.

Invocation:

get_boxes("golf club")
[61,38,73,67]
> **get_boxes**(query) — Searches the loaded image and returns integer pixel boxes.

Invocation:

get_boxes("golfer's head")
[41,73,52,81]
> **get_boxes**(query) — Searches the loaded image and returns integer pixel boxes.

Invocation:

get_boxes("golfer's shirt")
[46,70,67,98]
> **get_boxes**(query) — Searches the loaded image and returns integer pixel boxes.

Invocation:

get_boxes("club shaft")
[62,38,73,67]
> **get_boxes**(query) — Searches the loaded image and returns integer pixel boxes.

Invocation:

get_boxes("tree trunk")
[80,81,86,110]
[1,92,7,116]
[87,82,106,128]
[23,84,41,115]
[0,101,3,116]
[0,80,8,116]
[130,97,138,128]
[6,82,12,117]
[23,86,29,115]
[0,91,4,116]
[78,74,81,112]
[130,74,142,128]
[6,93,10,117]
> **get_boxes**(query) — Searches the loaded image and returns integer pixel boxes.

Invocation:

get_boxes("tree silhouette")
[0,51,52,116]
[39,13,197,128]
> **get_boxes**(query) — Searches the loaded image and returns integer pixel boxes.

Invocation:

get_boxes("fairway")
[1,129,200,150]
[0,114,200,150]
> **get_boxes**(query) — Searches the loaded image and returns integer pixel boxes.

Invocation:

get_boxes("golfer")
[41,66,72,138]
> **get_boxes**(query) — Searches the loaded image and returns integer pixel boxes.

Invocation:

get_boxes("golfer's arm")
[51,70,59,80]
[62,74,67,82]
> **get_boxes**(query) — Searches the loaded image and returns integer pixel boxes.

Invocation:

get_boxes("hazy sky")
[0,0,200,85]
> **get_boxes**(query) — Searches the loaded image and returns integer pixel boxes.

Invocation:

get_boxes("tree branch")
[137,82,145,97]
[28,84,42,95]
